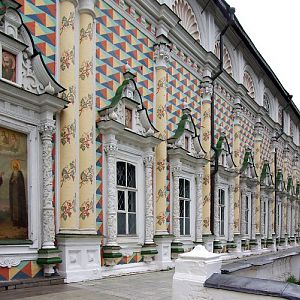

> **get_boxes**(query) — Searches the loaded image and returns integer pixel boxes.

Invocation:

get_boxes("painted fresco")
[0,127,27,240]
[2,51,16,82]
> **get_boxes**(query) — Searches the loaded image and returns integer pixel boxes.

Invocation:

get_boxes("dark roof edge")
[214,0,300,121]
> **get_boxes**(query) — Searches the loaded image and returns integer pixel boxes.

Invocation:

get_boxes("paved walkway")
[1,270,174,300]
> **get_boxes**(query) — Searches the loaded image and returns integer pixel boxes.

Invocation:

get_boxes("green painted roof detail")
[276,170,285,190]
[240,151,251,173]
[170,113,189,141]
[216,135,225,157]
[107,79,129,109]
[260,163,269,184]
[287,177,293,193]
[296,183,300,196]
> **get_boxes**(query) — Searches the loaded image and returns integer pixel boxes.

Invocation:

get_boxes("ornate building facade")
[0,0,300,283]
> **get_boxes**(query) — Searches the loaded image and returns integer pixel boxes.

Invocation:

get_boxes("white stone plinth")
[154,235,173,269]
[172,245,221,300]
[57,235,101,283]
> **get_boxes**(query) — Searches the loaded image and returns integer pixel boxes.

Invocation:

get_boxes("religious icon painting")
[2,50,17,83]
[0,127,28,240]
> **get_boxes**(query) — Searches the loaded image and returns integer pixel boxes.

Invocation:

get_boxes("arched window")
[172,0,200,42]
[214,41,233,76]
[243,71,255,98]
[263,93,270,114]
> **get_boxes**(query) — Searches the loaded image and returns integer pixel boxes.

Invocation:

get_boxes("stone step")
[0,275,64,292]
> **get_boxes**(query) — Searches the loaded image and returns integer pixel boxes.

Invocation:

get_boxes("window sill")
[117,235,139,244]
[0,239,33,245]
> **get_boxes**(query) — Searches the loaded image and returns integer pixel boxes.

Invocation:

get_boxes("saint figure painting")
[0,127,27,240]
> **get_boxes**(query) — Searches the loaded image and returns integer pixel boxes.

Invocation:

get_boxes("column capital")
[39,120,55,139]
[104,143,118,155]
[60,0,78,7]
[200,77,213,103]
[78,0,96,18]
[171,162,182,177]
[154,43,171,69]
[143,152,154,167]
[254,116,264,142]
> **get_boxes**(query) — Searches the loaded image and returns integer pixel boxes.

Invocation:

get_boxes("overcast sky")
[227,0,300,109]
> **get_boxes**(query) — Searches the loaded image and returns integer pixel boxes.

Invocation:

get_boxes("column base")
[141,243,158,263]
[202,234,214,252]
[37,248,62,277]
[226,240,237,252]
[233,235,242,252]
[213,240,224,253]
[56,234,102,283]
[171,241,184,259]
[154,234,173,268]
[103,245,123,266]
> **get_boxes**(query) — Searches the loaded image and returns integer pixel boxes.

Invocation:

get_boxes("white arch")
[263,88,275,120]
[172,0,201,42]
[243,65,259,100]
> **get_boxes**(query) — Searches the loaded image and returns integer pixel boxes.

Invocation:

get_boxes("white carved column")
[260,195,266,238]
[40,120,56,249]
[144,152,154,244]
[172,162,182,242]
[251,190,256,240]
[104,136,118,246]
[228,184,234,242]
[214,177,220,238]
[240,186,246,237]
[268,198,273,239]
[291,202,295,237]
[195,173,203,243]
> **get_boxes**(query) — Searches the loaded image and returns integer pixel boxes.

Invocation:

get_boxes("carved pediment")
[215,132,235,170]
[97,64,157,137]
[240,148,257,179]
[260,162,273,187]
[168,107,205,158]
[0,1,63,95]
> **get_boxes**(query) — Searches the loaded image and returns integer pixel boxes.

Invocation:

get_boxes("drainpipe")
[209,7,235,235]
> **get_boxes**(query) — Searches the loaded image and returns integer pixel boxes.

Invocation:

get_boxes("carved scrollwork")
[0,257,21,268]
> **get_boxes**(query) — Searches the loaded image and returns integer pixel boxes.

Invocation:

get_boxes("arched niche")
[214,41,233,77]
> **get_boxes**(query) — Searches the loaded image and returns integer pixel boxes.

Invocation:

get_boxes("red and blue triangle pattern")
[16,0,56,75]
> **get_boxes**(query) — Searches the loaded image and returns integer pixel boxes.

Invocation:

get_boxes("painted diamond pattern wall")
[95,0,155,121]
[16,0,56,75]
[95,0,155,235]
[214,95,233,146]
[0,261,43,281]
[167,59,202,137]
[261,127,272,163]
[240,110,255,163]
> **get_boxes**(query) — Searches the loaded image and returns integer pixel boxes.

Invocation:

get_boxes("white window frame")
[277,201,282,238]
[0,34,25,87]
[245,193,252,236]
[218,188,226,237]
[263,199,268,238]
[179,178,191,236]
[0,116,40,256]
[116,161,137,236]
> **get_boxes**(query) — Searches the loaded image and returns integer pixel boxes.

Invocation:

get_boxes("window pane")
[185,180,190,198]
[179,179,184,198]
[185,201,190,217]
[118,191,125,210]
[117,213,126,234]
[117,162,126,186]
[220,220,224,236]
[180,200,184,217]
[128,191,136,212]
[127,163,136,188]
[128,213,136,234]
[185,218,190,235]
[180,218,184,235]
